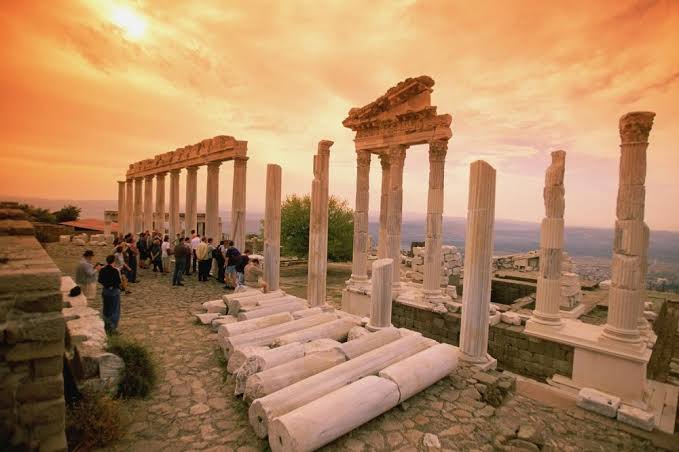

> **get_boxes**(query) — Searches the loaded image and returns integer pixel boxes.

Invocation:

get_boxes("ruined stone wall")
[392,300,573,381]
[0,209,66,451]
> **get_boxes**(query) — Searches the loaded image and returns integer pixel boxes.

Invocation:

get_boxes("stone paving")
[47,243,666,451]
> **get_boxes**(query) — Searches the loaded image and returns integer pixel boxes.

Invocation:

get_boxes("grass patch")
[66,389,122,450]
[214,347,229,383]
[107,336,157,398]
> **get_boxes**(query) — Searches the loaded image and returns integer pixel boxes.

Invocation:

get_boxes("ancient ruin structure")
[307,140,333,306]
[116,135,248,247]
[341,76,453,314]
[264,164,282,292]
[367,258,394,331]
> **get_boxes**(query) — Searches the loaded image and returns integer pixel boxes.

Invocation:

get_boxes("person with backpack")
[224,240,241,290]
[214,240,226,283]
[235,248,251,289]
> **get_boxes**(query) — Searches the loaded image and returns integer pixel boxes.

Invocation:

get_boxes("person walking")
[173,237,188,286]
[196,237,210,282]
[161,235,171,273]
[98,254,122,334]
[244,258,268,293]
[75,250,100,300]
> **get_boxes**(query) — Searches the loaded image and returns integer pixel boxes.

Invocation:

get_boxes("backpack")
[212,247,222,259]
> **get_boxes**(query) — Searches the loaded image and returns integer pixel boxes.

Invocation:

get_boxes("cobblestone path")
[47,244,666,452]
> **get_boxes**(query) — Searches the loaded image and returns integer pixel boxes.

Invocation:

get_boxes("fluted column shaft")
[264,164,282,291]
[460,160,496,364]
[367,258,394,331]
[185,166,198,236]
[231,157,248,251]
[386,145,406,288]
[155,173,166,233]
[307,140,333,306]
[206,162,221,240]
[350,150,371,283]
[117,181,126,236]
[104,212,112,235]
[133,177,143,233]
[169,169,181,239]
[603,111,655,344]
[125,179,134,235]
[532,150,566,325]
[143,175,154,232]
[423,140,448,296]
[377,154,391,259]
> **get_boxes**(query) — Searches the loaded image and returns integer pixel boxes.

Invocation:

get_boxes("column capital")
[155,171,167,178]
[619,111,655,144]
[388,144,406,165]
[144,174,154,181]
[356,149,371,167]
[207,161,222,170]
[185,165,199,173]
[378,152,390,169]
[429,140,448,162]
[318,140,334,155]
[118,180,126,185]
[233,156,249,163]
[170,168,182,175]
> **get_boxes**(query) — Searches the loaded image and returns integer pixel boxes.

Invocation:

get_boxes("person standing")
[224,240,241,290]
[114,245,132,294]
[196,237,210,282]
[161,235,171,273]
[98,254,122,334]
[215,240,226,283]
[190,232,201,275]
[173,237,188,286]
[150,238,163,273]
[126,237,139,283]
[235,248,251,289]
[75,250,100,300]
[137,232,148,269]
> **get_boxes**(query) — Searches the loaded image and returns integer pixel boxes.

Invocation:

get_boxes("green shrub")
[66,390,122,450]
[107,336,157,398]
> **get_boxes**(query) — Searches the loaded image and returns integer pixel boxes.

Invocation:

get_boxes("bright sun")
[111,6,146,41]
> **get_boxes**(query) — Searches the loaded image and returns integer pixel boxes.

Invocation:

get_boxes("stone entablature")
[126,135,248,179]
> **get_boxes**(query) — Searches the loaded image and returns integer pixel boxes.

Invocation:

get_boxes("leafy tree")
[53,204,82,222]
[277,194,354,261]
[17,203,56,224]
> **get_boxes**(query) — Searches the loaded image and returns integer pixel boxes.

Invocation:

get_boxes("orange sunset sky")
[1,1,678,230]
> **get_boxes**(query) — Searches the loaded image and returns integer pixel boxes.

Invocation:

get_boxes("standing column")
[423,140,448,298]
[117,181,126,236]
[143,175,154,232]
[169,169,181,240]
[125,179,134,235]
[459,160,496,366]
[206,162,221,240]
[155,172,166,233]
[103,212,112,236]
[349,150,371,284]
[377,153,391,259]
[264,164,282,291]
[185,166,198,236]
[602,111,655,344]
[531,151,566,325]
[367,258,394,331]
[307,140,333,306]
[133,177,143,233]
[231,157,248,251]
[386,145,407,289]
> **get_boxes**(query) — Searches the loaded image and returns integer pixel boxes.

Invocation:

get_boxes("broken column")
[602,111,655,344]
[143,175,154,231]
[231,157,248,251]
[133,176,143,233]
[185,166,198,236]
[155,172,166,233]
[206,162,221,240]
[168,169,180,240]
[307,140,333,306]
[117,180,126,236]
[459,160,496,366]
[387,145,407,289]
[350,150,371,284]
[377,153,391,259]
[423,140,448,299]
[264,164,282,292]
[367,258,394,331]
[531,150,566,326]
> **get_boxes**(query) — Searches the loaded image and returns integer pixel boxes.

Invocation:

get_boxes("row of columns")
[116,157,248,250]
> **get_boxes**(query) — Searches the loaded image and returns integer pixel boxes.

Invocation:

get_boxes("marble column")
[349,150,371,284]
[155,172,166,233]
[602,111,655,344]
[206,162,221,240]
[169,169,181,240]
[103,212,112,236]
[367,258,394,331]
[423,140,448,298]
[117,181,126,236]
[133,177,143,233]
[185,166,198,236]
[125,179,134,235]
[377,153,391,259]
[231,157,248,251]
[531,150,566,326]
[386,145,407,289]
[264,164,282,291]
[459,160,496,365]
[143,175,154,232]
[307,140,333,306]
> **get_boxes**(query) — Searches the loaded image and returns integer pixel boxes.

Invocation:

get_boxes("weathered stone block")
[32,356,63,378]
[6,341,64,362]
[18,397,65,426]
[5,313,65,343]
[576,388,620,418]
[16,375,64,403]
[616,405,654,431]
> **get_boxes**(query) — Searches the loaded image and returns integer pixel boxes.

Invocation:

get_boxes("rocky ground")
[47,243,667,451]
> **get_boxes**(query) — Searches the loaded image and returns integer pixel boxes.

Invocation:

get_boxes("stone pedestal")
[264,164,282,292]
[169,169,180,240]
[307,140,333,306]
[143,175,154,232]
[125,179,134,235]
[386,145,406,290]
[155,172,166,233]
[103,211,112,236]
[206,162,221,240]
[186,166,198,236]
[133,177,143,233]
[232,157,248,251]
[423,140,447,300]
[117,180,126,236]
[377,154,391,259]
[459,160,496,368]
[367,258,394,331]
[350,150,371,285]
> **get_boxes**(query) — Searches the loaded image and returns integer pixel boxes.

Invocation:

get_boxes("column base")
[601,323,642,344]
[459,352,497,371]
[366,323,393,332]
[422,289,451,303]
[527,310,563,328]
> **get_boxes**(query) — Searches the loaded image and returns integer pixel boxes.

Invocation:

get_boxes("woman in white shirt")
[161,235,171,274]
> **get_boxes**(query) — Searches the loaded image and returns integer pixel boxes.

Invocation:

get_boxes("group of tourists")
[74,229,267,335]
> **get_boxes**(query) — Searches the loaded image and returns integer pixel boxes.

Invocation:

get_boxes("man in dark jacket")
[98,254,122,334]
[173,237,188,286]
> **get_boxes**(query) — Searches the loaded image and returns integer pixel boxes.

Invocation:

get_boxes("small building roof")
[59,219,118,232]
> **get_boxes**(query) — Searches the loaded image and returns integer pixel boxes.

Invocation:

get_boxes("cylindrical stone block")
[350,150,371,282]
[368,258,394,330]
[264,164,282,291]
[185,166,198,236]
[117,181,126,236]
[205,162,221,240]
[155,172,166,233]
